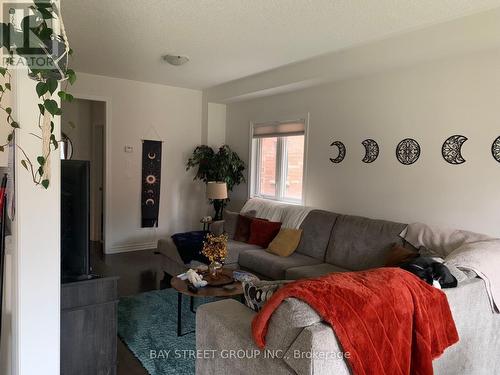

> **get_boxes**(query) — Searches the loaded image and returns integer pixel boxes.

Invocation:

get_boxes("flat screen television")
[61,160,91,283]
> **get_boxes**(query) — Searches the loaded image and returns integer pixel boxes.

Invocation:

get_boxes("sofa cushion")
[225,240,261,265]
[295,210,339,260]
[325,214,407,270]
[233,214,257,242]
[285,263,350,280]
[267,228,303,257]
[223,210,239,239]
[239,249,321,280]
[247,219,282,248]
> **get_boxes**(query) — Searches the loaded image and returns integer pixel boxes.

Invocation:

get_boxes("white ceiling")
[62,0,500,90]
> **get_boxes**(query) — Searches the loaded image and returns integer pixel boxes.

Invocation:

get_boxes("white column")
[11,69,61,375]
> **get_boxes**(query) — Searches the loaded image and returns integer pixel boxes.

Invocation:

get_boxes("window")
[250,118,307,203]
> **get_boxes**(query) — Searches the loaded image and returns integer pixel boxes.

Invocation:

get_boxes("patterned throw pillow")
[242,280,293,312]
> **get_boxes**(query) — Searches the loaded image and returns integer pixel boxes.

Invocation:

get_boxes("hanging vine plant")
[0,0,76,189]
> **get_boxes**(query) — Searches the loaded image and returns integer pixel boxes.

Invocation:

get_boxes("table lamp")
[206,182,228,221]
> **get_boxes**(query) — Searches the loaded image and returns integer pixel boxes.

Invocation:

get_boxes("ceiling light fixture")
[162,54,190,66]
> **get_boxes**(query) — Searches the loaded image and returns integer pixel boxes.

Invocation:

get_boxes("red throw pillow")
[248,219,282,248]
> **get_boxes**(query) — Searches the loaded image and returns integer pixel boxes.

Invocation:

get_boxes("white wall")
[71,73,205,253]
[207,102,226,149]
[226,48,500,237]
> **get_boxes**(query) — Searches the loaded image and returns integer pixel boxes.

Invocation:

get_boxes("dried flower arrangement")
[202,233,228,264]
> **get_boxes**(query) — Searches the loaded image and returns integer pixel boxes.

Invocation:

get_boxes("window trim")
[248,113,309,205]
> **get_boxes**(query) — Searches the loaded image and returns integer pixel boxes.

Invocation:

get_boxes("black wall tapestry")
[492,136,500,163]
[442,135,468,165]
[329,141,346,163]
[141,140,162,228]
[361,139,379,163]
[396,138,421,165]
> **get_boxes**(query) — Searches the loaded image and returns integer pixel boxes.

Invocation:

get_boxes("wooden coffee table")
[171,268,244,336]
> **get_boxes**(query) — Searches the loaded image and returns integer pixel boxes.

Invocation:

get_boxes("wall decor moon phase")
[396,138,421,165]
[330,141,346,163]
[442,135,468,165]
[141,140,162,227]
[492,136,500,163]
[362,139,379,163]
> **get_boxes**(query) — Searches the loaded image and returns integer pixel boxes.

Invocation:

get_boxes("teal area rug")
[118,288,208,375]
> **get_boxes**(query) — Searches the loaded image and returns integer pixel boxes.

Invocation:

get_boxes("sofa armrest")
[282,322,350,375]
[211,220,224,235]
[196,298,330,375]
[157,237,187,277]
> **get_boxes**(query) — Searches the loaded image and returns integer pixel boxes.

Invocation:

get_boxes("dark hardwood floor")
[91,243,171,375]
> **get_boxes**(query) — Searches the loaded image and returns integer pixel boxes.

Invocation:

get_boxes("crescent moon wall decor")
[396,138,421,165]
[329,141,346,163]
[141,140,162,227]
[492,136,500,163]
[361,139,379,163]
[442,135,468,165]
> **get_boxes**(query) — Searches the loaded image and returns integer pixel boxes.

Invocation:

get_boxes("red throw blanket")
[252,268,459,375]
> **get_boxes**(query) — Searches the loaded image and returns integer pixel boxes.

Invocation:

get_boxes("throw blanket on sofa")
[252,268,459,375]
[241,198,311,229]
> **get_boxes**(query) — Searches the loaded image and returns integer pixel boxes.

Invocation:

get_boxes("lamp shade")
[206,182,228,200]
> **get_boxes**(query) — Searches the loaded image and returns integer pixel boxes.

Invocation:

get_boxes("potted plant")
[0,0,77,189]
[186,145,246,217]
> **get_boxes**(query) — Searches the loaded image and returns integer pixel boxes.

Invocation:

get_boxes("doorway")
[61,98,107,247]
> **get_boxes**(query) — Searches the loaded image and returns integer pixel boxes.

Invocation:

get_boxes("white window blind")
[252,120,306,138]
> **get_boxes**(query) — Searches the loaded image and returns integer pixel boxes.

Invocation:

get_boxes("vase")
[208,261,222,278]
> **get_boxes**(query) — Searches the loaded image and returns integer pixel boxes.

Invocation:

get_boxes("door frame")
[68,93,111,252]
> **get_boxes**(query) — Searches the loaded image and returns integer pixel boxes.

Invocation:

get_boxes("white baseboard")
[105,241,158,254]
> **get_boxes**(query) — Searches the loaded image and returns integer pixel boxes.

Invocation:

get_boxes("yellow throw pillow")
[267,228,303,257]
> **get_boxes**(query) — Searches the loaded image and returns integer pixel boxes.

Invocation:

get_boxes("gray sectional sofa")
[189,200,500,375]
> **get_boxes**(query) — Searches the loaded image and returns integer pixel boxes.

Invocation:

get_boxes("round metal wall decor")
[396,138,421,165]
[492,136,500,163]
[361,139,379,163]
[441,135,468,165]
[329,141,346,163]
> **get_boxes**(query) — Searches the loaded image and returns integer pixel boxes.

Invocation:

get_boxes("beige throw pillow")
[267,228,303,257]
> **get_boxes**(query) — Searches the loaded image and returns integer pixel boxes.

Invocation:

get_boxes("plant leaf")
[21,160,28,170]
[37,156,45,166]
[46,78,57,95]
[66,69,76,85]
[4,82,10,90]
[5,107,11,114]
[10,121,19,128]
[0,67,6,76]
[36,82,48,97]
[41,179,50,189]
[0,146,4,152]
[44,99,59,116]
[38,103,45,114]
